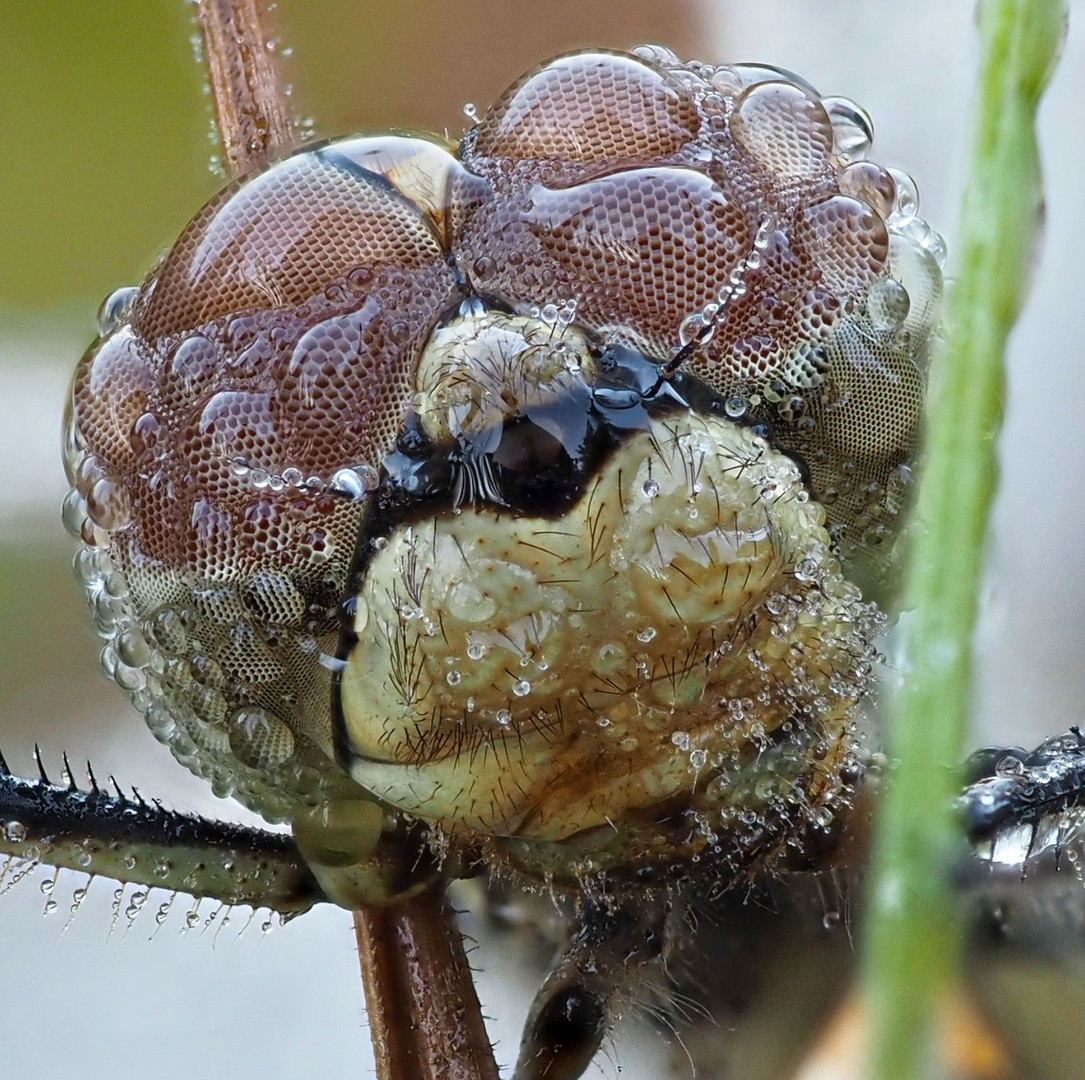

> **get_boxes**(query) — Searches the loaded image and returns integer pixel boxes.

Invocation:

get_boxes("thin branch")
[194,0,294,177]
[354,886,500,1080]
[191,8,497,1080]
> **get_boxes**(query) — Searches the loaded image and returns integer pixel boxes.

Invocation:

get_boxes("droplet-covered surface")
[341,413,881,880]
[454,48,942,586]
[65,48,940,872]
[65,137,464,820]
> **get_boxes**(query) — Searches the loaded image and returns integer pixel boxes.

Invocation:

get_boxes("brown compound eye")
[65,135,464,819]
[471,50,703,175]
[456,48,942,591]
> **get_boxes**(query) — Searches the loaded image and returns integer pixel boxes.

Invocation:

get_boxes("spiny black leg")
[960,726,1085,872]
[33,744,48,783]
[0,754,326,915]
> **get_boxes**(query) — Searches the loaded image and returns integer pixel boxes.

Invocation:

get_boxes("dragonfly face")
[63,48,940,909]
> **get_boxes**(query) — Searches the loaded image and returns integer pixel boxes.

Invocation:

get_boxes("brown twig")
[354,886,500,1080]
[194,0,294,177]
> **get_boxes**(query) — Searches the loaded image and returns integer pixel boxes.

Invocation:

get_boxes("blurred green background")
[2,5,209,313]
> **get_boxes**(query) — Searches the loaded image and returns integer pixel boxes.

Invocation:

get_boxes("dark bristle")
[34,745,49,784]
[62,752,77,791]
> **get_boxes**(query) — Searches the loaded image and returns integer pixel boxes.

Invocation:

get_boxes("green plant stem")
[862,2,1067,1077]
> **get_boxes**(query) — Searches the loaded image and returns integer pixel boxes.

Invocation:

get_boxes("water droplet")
[471,255,495,280]
[495,709,512,727]
[632,43,679,65]
[329,465,378,499]
[887,168,920,219]
[914,227,947,271]
[463,102,478,122]
[689,748,707,770]
[356,463,380,491]
[995,755,1025,778]
[868,278,911,332]
[724,394,747,419]
[228,706,296,769]
[641,478,660,499]
[636,626,657,643]
[446,669,462,686]
[129,411,162,461]
[85,476,132,531]
[823,96,873,159]
[4,821,27,843]
[117,627,151,669]
[61,489,87,538]
[96,286,138,337]
[678,312,707,347]
[672,731,691,751]
[838,160,896,218]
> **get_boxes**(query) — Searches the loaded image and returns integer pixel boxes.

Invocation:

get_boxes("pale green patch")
[863,2,1070,1078]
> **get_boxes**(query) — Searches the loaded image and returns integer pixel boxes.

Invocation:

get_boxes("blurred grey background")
[1,3,1081,1078]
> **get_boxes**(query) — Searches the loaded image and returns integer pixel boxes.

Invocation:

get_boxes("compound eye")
[66,136,465,820]
[472,51,701,175]
[135,135,459,341]
[456,56,943,586]
[730,79,835,180]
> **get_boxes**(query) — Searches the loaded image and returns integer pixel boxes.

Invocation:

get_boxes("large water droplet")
[96,286,139,337]
[822,96,873,159]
